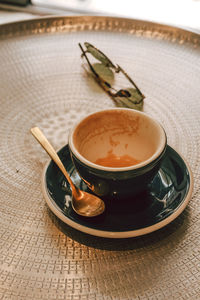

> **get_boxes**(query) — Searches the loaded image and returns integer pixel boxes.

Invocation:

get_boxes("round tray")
[0,16,199,300]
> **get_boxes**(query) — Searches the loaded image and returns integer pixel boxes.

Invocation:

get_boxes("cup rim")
[68,108,167,172]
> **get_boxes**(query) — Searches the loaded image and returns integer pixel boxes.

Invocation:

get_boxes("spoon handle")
[30,127,75,189]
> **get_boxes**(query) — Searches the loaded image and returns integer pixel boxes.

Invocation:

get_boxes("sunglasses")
[79,42,145,110]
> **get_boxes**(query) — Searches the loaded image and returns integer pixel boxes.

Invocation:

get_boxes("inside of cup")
[72,109,165,168]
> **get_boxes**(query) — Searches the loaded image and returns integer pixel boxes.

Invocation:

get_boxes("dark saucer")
[42,145,193,238]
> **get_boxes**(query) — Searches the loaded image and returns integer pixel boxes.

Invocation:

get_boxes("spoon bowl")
[31,127,105,217]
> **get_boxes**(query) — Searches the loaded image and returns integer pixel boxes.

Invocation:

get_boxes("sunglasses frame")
[79,42,145,105]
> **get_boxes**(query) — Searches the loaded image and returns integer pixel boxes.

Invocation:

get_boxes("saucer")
[42,145,193,238]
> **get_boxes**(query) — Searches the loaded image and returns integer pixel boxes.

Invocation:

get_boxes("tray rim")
[0,15,199,44]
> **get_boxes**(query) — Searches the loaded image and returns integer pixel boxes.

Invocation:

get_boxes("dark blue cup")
[68,108,167,201]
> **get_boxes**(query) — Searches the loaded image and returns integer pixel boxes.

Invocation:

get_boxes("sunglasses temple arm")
[117,65,145,99]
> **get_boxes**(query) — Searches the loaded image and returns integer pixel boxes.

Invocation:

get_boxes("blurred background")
[0,0,200,32]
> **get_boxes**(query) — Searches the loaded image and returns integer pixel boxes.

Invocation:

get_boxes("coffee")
[95,150,141,167]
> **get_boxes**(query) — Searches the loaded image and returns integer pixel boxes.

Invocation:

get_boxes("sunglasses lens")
[115,89,131,97]
[114,88,144,110]
[84,42,115,68]
[126,88,144,103]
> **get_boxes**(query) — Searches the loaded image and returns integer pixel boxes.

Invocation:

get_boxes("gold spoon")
[31,127,105,217]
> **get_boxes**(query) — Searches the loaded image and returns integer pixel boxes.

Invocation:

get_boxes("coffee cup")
[68,108,167,201]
